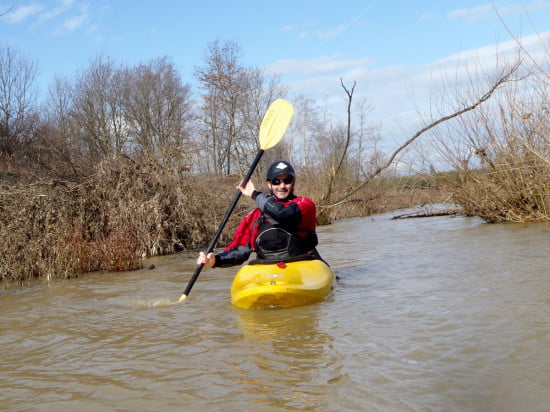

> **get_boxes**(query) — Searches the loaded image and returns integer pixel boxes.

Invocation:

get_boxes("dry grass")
[0,156,235,283]
[451,149,550,223]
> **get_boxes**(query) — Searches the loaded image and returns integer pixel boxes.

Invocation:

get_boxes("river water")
[1,208,549,411]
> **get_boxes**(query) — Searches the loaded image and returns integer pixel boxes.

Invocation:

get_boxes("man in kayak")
[197,160,320,268]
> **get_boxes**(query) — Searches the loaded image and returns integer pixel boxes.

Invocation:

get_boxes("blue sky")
[2,0,550,139]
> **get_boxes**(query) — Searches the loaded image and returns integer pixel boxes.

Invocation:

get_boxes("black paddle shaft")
[182,149,265,297]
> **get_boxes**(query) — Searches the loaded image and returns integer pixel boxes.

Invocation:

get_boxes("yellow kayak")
[231,258,336,309]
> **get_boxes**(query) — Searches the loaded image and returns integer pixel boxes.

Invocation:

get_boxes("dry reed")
[0,155,235,282]
[451,147,550,223]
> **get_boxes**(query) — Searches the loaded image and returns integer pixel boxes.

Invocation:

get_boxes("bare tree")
[319,79,356,202]
[0,45,39,167]
[195,40,249,175]
[239,67,288,176]
[284,94,326,170]
[428,55,549,222]
[124,56,193,162]
[37,76,85,177]
[70,55,126,162]
[321,60,521,212]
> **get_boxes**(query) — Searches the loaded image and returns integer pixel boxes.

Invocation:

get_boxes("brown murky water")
[1,208,549,411]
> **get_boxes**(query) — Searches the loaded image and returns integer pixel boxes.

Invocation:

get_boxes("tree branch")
[320,60,521,210]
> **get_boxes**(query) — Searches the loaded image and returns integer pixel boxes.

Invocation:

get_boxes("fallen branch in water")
[391,208,460,219]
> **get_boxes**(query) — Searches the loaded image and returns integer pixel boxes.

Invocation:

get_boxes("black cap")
[266,160,296,181]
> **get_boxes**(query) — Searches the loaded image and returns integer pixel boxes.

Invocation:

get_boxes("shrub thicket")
[0,155,241,282]
[451,148,550,223]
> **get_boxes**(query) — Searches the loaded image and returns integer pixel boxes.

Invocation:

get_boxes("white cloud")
[448,3,495,23]
[266,30,550,140]
[3,4,43,23]
[268,54,374,76]
[315,24,348,39]
[3,1,91,37]
[280,2,373,40]
[39,0,75,22]
[51,3,90,35]
[449,0,550,24]
[279,24,296,33]
[314,13,366,39]
[63,14,86,31]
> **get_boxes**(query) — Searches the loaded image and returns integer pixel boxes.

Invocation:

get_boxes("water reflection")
[231,306,341,409]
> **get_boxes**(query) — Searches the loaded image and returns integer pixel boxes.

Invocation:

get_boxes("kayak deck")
[231,259,336,309]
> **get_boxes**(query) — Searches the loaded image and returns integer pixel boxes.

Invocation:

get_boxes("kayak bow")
[231,259,336,309]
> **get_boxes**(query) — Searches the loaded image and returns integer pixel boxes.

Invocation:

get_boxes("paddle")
[174,98,294,304]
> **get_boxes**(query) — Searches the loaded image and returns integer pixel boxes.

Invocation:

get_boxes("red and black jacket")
[214,192,318,267]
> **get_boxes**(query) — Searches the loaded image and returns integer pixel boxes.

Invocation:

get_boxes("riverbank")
[1,159,452,284]
[6,155,547,285]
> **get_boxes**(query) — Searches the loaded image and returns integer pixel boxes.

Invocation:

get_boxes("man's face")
[267,173,295,200]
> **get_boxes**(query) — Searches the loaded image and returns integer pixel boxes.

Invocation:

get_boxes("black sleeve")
[214,245,252,267]
[254,193,301,227]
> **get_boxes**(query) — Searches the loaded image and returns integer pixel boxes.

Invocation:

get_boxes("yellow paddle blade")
[259,99,294,150]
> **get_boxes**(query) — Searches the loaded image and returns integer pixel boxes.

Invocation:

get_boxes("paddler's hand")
[237,180,256,197]
[197,251,215,268]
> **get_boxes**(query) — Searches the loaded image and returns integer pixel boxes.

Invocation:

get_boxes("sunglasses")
[270,176,294,185]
